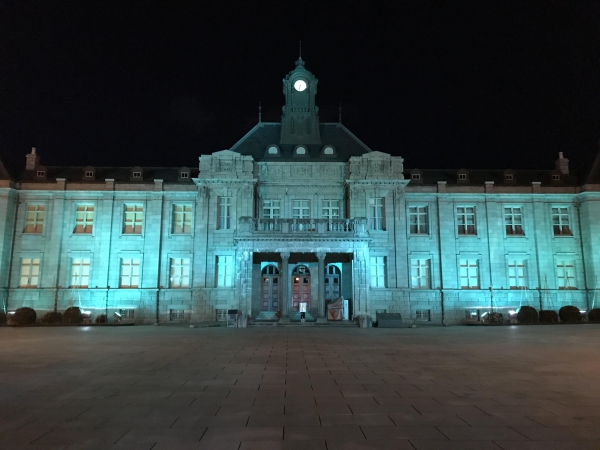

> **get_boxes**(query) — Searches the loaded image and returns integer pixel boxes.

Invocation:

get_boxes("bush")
[485,312,504,325]
[517,306,539,324]
[41,312,62,324]
[95,314,107,324]
[11,307,37,325]
[539,310,559,324]
[589,308,600,323]
[63,306,83,324]
[0,311,6,324]
[559,305,582,324]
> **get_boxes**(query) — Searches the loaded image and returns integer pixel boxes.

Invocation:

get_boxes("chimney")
[555,152,569,175]
[26,147,40,171]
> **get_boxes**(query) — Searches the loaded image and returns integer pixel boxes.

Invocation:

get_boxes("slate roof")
[229,122,372,161]
[18,166,199,183]
[405,169,579,186]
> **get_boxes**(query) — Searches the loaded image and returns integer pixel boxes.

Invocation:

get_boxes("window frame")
[457,206,477,236]
[369,197,385,231]
[507,259,527,289]
[410,259,431,289]
[263,199,281,219]
[551,206,572,236]
[556,260,577,290]
[459,259,479,289]
[123,203,144,234]
[70,257,91,288]
[74,203,95,234]
[322,199,340,220]
[370,256,387,288]
[408,205,429,235]
[19,257,41,288]
[217,197,232,230]
[504,206,524,236]
[169,257,191,288]
[120,257,140,288]
[171,203,193,235]
[216,255,234,287]
[23,204,45,234]
[292,199,310,219]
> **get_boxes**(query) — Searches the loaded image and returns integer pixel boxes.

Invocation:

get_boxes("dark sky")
[1,1,600,175]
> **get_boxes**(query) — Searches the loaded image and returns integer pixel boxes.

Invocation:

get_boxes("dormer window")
[458,173,467,181]
[266,145,280,156]
[505,174,514,181]
[552,174,560,181]
[36,170,46,178]
[132,172,141,178]
[295,146,307,156]
[85,171,94,178]
[180,172,189,179]
[411,173,421,180]
[321,145,336,157]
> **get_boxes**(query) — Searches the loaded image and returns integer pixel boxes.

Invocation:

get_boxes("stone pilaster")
[280,251,290,316]
[316,251,326,317]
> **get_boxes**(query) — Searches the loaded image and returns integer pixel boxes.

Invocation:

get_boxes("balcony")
[237,218,368,238]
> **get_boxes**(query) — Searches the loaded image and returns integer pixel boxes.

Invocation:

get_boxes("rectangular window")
[508,260,527,289]
[369,197,385,231]
[457,206,476,235]
[263,200,281,219]
[216,309,227,322]
[170,309,185,320]
[120,258,140,288]
[465,309,480,321]
[20,258,40,288]
[74,204,94,234]
[292,200,310,219]
[24,204,45,233]
[120,309,135,319]
[370,256,386,288]
[218,197,231,229]
[411,259,431,289]
[408,206,429,234]
[460,259,479,289]
[557,260,576,289]
[415,310,431,322]
[216,255,233,287]
[71,257,90,288]
[170,258,190,288]
[322,200,340,219]
[123,204,143,234]
[172,204,193,234]
[552,207,572,236]
[505,207,524,235]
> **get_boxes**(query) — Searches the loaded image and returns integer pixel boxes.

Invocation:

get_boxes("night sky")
[1,2,600,175]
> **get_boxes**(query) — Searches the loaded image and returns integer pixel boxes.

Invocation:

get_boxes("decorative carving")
[259,164,268,177]
[316,251,326,260]
[291,166,312,177]
[318,165,339,178]
[280,251,290,260]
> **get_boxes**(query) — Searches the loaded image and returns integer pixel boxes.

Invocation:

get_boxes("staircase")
[289,311,316,322]
[254,311,279,321]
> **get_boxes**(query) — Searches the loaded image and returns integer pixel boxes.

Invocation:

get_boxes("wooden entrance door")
[292,265,310,312]
[325,264,341,301]
[260,265,280,311]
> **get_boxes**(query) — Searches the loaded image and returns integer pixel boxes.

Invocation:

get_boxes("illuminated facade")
[1,58,599,325]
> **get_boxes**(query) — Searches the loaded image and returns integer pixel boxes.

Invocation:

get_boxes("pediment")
[361,151,392,159]
[211,149,242,157]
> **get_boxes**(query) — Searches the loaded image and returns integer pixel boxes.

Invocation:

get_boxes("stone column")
[316,252,326,317]
[280,252,290,316]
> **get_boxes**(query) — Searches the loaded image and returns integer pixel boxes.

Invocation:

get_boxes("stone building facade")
[1,58,599,325]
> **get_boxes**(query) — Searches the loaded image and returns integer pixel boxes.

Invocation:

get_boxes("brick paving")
[0,324,599,449]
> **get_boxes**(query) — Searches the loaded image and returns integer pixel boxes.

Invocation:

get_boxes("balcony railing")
[237,218,368,237]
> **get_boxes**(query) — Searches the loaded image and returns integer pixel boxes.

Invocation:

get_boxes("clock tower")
[280,57,321,145]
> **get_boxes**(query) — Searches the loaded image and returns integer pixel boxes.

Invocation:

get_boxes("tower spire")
[299,40,302,58]
[258,101,262,123]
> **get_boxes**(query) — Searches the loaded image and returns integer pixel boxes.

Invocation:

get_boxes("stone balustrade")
[237,217,368,237]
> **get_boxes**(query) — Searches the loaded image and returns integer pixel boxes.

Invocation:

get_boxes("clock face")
[294,79,307,92]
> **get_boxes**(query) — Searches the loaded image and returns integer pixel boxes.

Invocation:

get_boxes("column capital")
[280,251,290,260]
[316,251,326,261]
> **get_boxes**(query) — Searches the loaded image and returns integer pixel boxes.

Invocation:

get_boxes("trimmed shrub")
[95,314,107,324]
[41,312,62,324]
[517,306,539,324]
[589,308,600,323]
[539,310,559,324]
[63,307,83,324]
[486,312,504,325]
[11,307,37,325]
[559,305,582,324]
[0,311,6,324]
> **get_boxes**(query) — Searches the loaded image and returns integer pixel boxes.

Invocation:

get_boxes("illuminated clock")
[294,79,307,91]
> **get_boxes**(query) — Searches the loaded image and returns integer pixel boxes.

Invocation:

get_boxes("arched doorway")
[325,264,341,301]
[292,265,310,312]
[261,265,280,311]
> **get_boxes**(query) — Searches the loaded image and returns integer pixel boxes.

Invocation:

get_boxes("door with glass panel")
[324,264,341,301]
[291,265,311,311]
[260,265,280,311]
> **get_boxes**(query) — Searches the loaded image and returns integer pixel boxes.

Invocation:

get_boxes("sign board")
[299,302,307,313]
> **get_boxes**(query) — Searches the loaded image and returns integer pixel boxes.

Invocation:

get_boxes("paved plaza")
[0,324,600,450]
